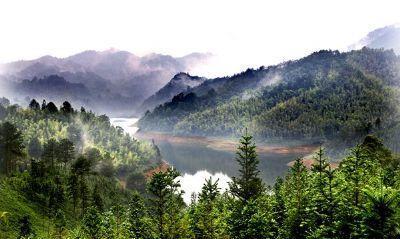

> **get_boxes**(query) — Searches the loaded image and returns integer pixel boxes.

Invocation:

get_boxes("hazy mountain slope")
[139,48,400,149]
[140,72,207,111]
[350,25,400,54]
[0,50,210,116]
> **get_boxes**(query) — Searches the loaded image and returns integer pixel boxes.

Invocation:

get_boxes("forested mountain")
[139,48,400,150]
[0,50,210,116]
[140,72,207,111]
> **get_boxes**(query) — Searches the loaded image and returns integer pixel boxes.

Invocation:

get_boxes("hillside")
[138,48,400,149]
[140,72,207,111]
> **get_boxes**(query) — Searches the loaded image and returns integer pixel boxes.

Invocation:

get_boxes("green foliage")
[0,121,25,175]
[139,48,400,151]
[2,107,400,239]
[229,131,264,201]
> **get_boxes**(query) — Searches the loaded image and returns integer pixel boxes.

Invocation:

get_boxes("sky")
[0,0,399,77]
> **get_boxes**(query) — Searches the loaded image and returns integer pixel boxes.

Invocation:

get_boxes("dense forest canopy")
[1,117,400,238]
[139,48,400,151]
[0,99,162,188]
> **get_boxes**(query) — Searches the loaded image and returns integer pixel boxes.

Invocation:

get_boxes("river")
[111,117,317,203]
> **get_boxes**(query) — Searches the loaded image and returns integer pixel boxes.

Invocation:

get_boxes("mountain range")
[0,49,210,116]
[349,24,400,54]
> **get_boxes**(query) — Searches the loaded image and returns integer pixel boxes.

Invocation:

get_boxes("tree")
[48,176,66,218]
[42,139,59,173]
[229,130,264,202]
[283,158,310,239]
[0,104,6,120]
[199,177,220,203]
[46,102,58,113]
[0,97,10,107]
[28,137,42,159]
[0,122,25,175]
[57,139,75,169]
[60,101,74,114]
[148,168,183,239]
[28,99,40,110]
[126,191,154,239]
[41,100,47,110]
[309,147,337,238]
[92,184,104,211]
[83,206,103,239]
[71,156,93,216]
[190,178,223,239]
[362,185,400,238]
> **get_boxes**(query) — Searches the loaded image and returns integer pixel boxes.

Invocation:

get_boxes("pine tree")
[28,137,42,159]
[0,122,25,175]
[126,191,153,239]
[83,206,103,239]
[148,168,183,239]
[92,184,104,212]
[190,178,222,239]
[310,147,337,238]
[57,139,75,170]
[29,99,40,110]
[283,158,310,239]
[229,130,264,202]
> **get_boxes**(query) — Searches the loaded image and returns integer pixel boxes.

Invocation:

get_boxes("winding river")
[111,117,317,203]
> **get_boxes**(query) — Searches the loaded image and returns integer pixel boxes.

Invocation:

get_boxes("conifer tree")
[229,130,264,202]
[126,191,153,239]
[0,122,24,175]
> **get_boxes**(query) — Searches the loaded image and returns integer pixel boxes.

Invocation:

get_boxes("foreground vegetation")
[1,98,400,238]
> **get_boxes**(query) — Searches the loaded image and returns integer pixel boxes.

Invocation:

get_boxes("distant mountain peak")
[350,24,400,54]
[140,72,207,111]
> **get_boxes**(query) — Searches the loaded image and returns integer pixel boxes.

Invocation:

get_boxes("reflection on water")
[156,140,303,184]
[110,118,139,136]
[112,118,312,204]
[179,170,231,203]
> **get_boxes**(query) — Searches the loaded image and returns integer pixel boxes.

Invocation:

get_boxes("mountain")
[140,72,207,111]
[0,49,211,116]
[138,48,400,151]
[350,24,400,54]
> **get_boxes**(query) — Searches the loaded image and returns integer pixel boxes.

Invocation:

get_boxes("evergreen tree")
[190,178,222,239]
[28,137,42,159]
[46,102,58,113]
[28,99,40,110]
[229,130,264,202]
[126,191,153,239]
[283,158,310,239]
[60,101,74,114]
[0,122,25,175]
[92,184,104,211]
[309,147,337,238]
[362,185,400,238]
[57,138,75,169]
[148,168,184,239]
[83,206,103,239]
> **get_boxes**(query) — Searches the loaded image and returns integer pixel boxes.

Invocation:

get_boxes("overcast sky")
[0,0,399,77]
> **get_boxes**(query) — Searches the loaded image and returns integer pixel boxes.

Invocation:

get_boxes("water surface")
[112,118,316,203]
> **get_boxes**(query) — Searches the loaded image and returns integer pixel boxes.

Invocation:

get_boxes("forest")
[138,48,400,151]
[0,97,400,238]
